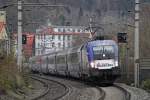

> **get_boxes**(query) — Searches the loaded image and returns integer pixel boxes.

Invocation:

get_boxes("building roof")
[36,25,90,35]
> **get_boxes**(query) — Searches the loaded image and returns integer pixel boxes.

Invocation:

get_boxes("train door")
[41,56,48,73]
[47,54,56,74]
[67,51,81,78]
[56,53,67,76]
[81,48,90,78]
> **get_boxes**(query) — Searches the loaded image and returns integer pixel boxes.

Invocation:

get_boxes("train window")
[42,57,46,64]
[68,53,78,63]
[48,57,55,64]
[103,46,114,53]
[56,55,65,64]
[93,46,115,60]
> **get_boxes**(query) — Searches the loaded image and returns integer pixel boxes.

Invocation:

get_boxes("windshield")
[93,45,114,60]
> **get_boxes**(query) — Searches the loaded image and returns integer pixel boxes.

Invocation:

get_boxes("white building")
[35,25,90,56]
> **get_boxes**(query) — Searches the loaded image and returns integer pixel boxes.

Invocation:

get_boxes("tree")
[59,14,66,25]
[140,3,150,57]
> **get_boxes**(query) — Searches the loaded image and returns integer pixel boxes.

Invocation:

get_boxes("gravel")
[0,78,47,100]
[39,75,102,100]
[102,86,126,100]
[115,83,150,100]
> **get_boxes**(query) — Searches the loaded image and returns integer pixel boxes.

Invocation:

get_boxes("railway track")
[101,84,130,100]
[29,74,70,100]
[29,76,50,100]
[32,74,106,100]
[29,74,130,100]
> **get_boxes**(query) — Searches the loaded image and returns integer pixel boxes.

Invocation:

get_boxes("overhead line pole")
[16,2,66,72]
[134,0,140,87]
[17,0,22,72]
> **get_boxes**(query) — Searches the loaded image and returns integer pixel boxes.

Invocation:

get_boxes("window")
[38,50,40,55]
[48,57,55,64]
[68,53,78,63]
[38,43,40,47]
[68,43,70,47]
[52,42,55,47]
[58,42,61,48]
[56,55,65,64]
[67,28,70,32]
[67,35,70,40]
[38,35,40,39]
[62,35,65,40]
[77,29,80,32]
[72,29,75,32]
[63,28,66,32]
[44,35,46,40]
[93,46,115,60]
[58,35,61,40]
[52,35,54,40]
[58,28,61,32]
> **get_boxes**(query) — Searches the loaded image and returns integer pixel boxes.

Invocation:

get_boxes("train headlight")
[90,62,95,68]
[115,61,118,66]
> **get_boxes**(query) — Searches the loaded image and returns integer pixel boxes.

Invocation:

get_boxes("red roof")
[0,22,5,33]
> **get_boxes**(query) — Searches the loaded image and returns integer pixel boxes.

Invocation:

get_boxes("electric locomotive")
[86,40,120,83]
[29,39,120,84]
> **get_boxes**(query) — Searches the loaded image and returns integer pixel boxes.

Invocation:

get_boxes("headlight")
[115,61,118,66]
[90,62,95,68]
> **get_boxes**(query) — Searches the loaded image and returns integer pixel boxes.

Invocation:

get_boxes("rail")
[97,87,106,100]
[31,74,70,100]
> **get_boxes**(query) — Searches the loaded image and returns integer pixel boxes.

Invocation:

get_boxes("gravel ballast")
[115,83,150,100]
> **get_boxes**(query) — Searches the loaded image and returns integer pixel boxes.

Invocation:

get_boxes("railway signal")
[22,34,27,44]
[117,33,127,43]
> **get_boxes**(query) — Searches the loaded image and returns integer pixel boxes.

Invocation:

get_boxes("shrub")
[0,54,25,92]
[141,79,150,92]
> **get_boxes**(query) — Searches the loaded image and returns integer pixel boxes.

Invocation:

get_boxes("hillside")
[0,0,150,57]
[0,0,134,33]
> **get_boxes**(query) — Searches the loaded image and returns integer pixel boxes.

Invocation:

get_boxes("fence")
[139,58,150,83]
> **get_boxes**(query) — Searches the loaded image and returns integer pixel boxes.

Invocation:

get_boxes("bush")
[0,54,25,92]
[141,79,150,92]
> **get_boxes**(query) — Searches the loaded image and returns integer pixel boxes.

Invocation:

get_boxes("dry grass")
[0,54,26,94]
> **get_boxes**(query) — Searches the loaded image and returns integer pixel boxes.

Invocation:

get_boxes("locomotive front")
[86,40,120,82]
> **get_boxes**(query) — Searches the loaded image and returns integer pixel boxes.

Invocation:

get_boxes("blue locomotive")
[29,39,120,84]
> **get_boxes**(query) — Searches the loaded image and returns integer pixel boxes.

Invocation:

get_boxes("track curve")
[30,74,70,100]
[101,85,130,100]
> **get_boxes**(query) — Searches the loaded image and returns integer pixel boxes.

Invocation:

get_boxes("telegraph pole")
[134,0,140,87]
[17,0,22,72]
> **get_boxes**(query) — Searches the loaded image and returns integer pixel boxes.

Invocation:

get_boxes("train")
[29,39,120,84]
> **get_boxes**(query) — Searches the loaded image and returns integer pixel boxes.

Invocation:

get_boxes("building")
[0,11,7,40]
[12,32,34,58]
[35,25,90,56]
[0,11,8,55]
[22,33,34,58]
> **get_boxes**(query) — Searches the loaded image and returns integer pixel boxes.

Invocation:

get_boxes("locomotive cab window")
[93,45,115,60]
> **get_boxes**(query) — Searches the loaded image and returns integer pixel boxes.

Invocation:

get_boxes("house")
[35,25,90,56]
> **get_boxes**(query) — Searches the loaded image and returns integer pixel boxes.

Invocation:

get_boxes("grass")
[0,53,31,98]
